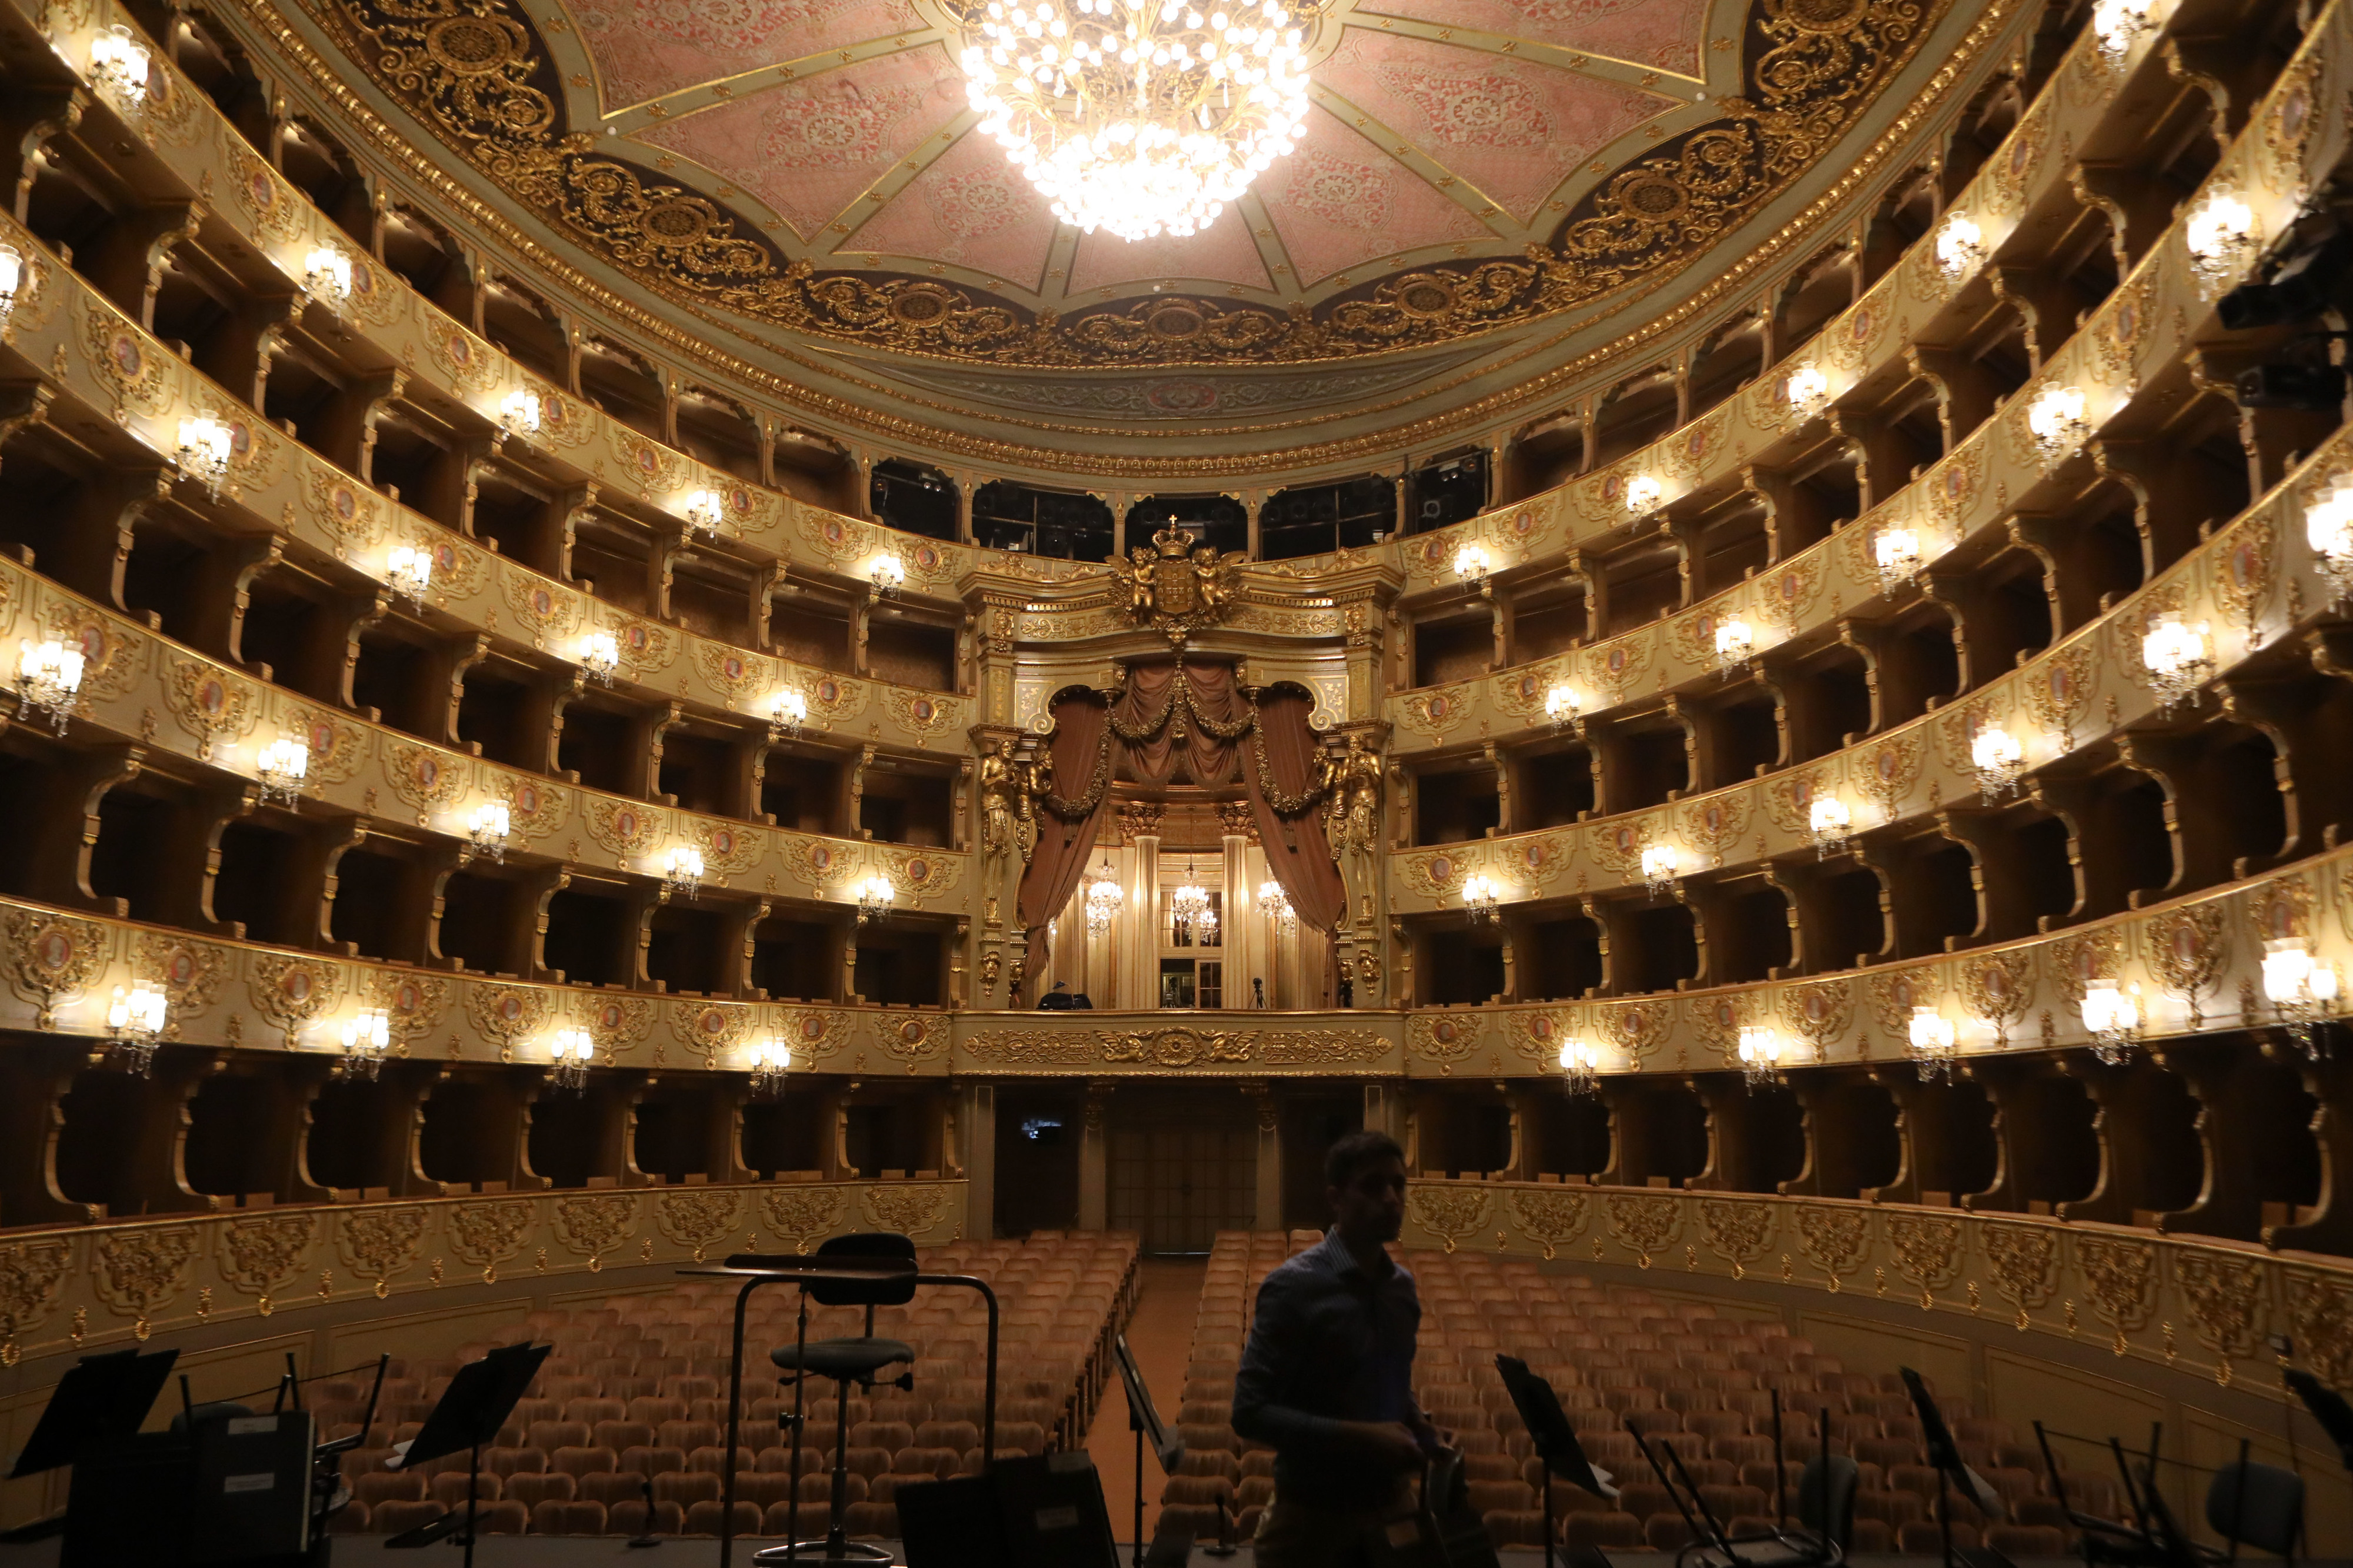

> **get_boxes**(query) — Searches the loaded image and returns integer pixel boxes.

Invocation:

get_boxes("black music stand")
[1114,1331,1184,1568]
[385,1342,551,1568]
[0,1348,179,1545]
[1496,1355,1614,1568]
[687,1248,1002,1568]
[1900,1367,2006,1568]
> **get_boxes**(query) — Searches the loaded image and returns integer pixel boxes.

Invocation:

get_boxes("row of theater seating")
[318,1233,1138,1538]
[1158,1233,2131,1556]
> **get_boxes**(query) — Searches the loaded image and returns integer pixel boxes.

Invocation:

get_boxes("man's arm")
[1232,1270,1422,1471]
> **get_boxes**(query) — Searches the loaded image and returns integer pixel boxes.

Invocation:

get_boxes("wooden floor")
[1084,1255,1212,1547]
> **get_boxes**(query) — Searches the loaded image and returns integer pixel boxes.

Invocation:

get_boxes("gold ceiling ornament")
[309,0,1951,370]
[1110,523,1245,643]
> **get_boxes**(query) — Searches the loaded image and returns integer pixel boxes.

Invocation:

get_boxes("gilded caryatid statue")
[1108,522,1247,643]
[979,738,1020,861]
[1322,732,1382,860]
[1013,749,1048,863]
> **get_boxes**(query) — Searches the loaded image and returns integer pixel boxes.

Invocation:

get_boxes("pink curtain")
[1015,692,1108,992]
[1245,688,1348,1006]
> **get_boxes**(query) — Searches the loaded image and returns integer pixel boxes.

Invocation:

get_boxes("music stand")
[1900,1367,2005,1568]
[0,1348,180,1545]
[385,1342,551,1568]
[2287,1370,2353,1474]
[1496,1355,1614,1568]
[1114,1332,1184,1568]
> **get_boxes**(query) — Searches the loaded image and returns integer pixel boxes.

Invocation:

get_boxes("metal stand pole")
[1133,1402,1147,1568]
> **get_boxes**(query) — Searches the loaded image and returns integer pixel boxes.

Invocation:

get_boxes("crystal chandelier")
[2140,612,2212,713]
[2307,478,2353,603]
[0,243,25,328]
[2263,939,2340,1059]
[2091,0,2152,64]
[467,801,511,863]
[868,554,906,598]
[664,845,705,899]
[1453,543,1490,588]
[1934,213,1985,277]
[1255,876,1294,933]
[548,1027,594,1092]
[177,412,234,499]
[1558,1037,1601,1096]
[339,1009,391,1080]
[956,0,1312,243]
[500,388,542,441]
[1624,475,1664,516]
[580,630,619,684]
[1088,860,1124,932]
[1545,684,1582,736]
[2027,385,2089,461]
[1736,1025,1782,1089]
[683,489,722,539]
[256,735,309,809]
[106,983,169,1076]
[386,543,432,608]
[856,874,896,925]
[304,243,353,307]
[769,686,808,740]
[1713,617,1754,675]
[15,638,85,733]
[1171,859,1215,941]
[1641,843,1679,898]
[1874,524,1923,590]
[749,1035,791,1096]
[1808,795,1851,859]
[1784,367,1829,423]
[1907,1006,1958,1082]
[2080,981,2141,1065]
[1460,874,1500,925]
[2185,189,2258,299]
[1971,725,2025,799]
[89,24,151,114]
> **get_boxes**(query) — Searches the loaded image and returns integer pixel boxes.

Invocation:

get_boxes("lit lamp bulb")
[1874,525,1922,590]
[339,1009,391,1079]
[580,630,619,683]
[1558,1037,1601,1095]
[548,1027,594,1092]
[2185,190,2258,298]
[2091,0,2152,62]
[106,982,169,1075]
[1907,1005,1959,1081]
[175,412,234,499]
[385,543,432,608]
[89,24,151,111]
[2262,938,2340,1057]
[1545,684,1582,736]
[1808,795,1851,858]
[1934,213,1986,277]
[768,686,808,740]
[663,844,705,899]
[2305,478,2353,602]
[1453,543,1491,588]
[2139,612,2212,713]
[1785,366,1830,421]
[855,874,896,925]
[1736,1025,1782,1088]
[255,735,309,808]
[749,1035,792,1096]
[682,489,722,538]
[0,243,26,328]
[1713,616,1755,673]
[499,388,542,440]
[304,243,353,306]
[2026,385,2089,460]
[1624,474,1665,516]
[1640,843,1679,896]
[15,638,85,733]
[868,554,906,598]
[2079,980,2141,1065]
[1971,725,2025,799]
[467,800,511,863]
[1461,874,1500,924]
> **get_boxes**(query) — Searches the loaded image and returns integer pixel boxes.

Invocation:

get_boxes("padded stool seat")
[771,1338,914,1382]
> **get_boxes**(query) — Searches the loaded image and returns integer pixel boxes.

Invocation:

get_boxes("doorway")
[1109,1092,1256,1253]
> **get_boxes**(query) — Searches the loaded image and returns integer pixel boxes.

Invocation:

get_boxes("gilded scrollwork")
[1508,1189,1590,1261]
[763,1186,846,1254]
[1409,1185,1494,1255]
[862,1183,954,1238]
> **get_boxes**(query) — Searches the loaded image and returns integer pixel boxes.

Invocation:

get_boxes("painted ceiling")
[303,0,1948,385]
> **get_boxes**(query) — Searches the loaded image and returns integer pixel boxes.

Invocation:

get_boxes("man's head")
[1324,1130,1407,1245]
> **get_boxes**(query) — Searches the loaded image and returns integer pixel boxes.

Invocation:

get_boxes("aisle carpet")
[1084,1255,1211,1547]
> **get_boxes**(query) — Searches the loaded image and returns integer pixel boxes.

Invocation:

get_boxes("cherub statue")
[1110,544,1158,622]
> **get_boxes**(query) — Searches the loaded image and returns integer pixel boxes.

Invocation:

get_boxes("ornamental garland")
[1039,663,1328,821]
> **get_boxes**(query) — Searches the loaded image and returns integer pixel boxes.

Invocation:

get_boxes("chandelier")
[1558,1038,1601,1096]
[1171,859,1217,941]
[749,1036,792,1097]
[548,1027,594,1093]
[1735,1025,1782,1090]
[955,0,1314,243]
[1255,877,1294,934]
[339,1009,391,1080]
[1087,860,1123,932]
[1907,1006,1958,1082]
[106,983,169,1076]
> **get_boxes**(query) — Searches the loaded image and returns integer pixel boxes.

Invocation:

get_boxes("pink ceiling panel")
[1317,31,1664,223]
[848,132,1061,289]
[1251,105,1489,285]
[569,0,922,111]
[638,48,965,241]
[1067,206,1271,294]
[1377,0,1709,76]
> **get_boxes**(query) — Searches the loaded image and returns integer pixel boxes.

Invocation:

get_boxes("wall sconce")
[1624,474,1665,516]
[176,412,234,499]
[1641,843,1679,897]
[0,243,29,328]
[2185,190,2259,299]
[663,844,705,899]
[304,243,353,307]
[89,24,151,112]
[1089,863,1125,933]
[2025,385,2089,461]
[2304,478,2353,603]
[2080,980,2142,1065]
[768,686,807,741]
[548,1027,593,1092]
[1461,874,1501,925]
[2263,938,2340,1058]
[1255,877,1295,935]
[256,735,309,809]
[2091,0,2153,63]
[2139,612,2213,713]
[385,543,432,609]
[683,489,722,538]
[1971,725,2025,799]
[1545,684,1583,736]
[1453,543,1491,591]
[466,801,511,864]
[868,554,906,599]
[1558,1037,1602,1096]
[749,1035,791,1097]
[15,638,85,733]
[580,631,619,684]
[1713,616,1755,675]
[499,388,541,441]
[339,1009,390,1080]
[1874,524,1923,590]
[1785,366,1831,422]
[1907,1006,1958,1082]
[106,982,168,1076]
[855,875,896,925]
[1737,1025,1783,1089]
[1934,213,1986,278]
[1809,796,1852,858]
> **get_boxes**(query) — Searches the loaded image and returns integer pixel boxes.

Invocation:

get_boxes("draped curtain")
[1016,663,1346,1005]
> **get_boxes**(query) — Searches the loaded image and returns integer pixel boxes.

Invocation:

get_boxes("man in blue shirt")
[1232,1130,1446,1566]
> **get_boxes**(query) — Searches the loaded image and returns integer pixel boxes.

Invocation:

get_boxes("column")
[961,1082,995,1240]
[1238,842,1274,1009]
[1221,831,1253,1010]
[1122,832,1161,1011]
[1081,844,1121,1006]
[1250,1085,1281,1229]
[1078,1080,1112,1232]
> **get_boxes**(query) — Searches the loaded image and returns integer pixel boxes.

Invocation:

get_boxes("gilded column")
[1120,803,1163,1011]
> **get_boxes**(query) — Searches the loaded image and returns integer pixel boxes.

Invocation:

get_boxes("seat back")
[2207,1460,2304,1557]
[1797,1454,1859,1549]
[810,1232,918,1310]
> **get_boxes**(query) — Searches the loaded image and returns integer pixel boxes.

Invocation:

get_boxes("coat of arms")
[1109,523,1247,643]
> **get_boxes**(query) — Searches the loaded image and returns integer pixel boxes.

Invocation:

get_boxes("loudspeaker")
[901,1453,1119,1568]
[899,1474,1012,1568]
